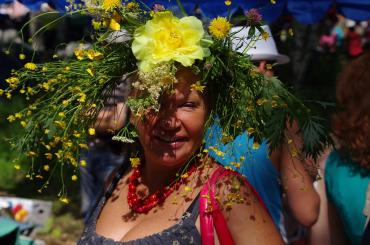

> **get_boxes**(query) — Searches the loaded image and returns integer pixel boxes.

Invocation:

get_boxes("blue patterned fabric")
[205,121,282,228]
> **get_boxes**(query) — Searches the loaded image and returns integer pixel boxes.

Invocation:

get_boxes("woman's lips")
[152,135,187,149]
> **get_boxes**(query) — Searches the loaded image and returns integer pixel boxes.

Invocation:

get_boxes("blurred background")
[0,0,369,244]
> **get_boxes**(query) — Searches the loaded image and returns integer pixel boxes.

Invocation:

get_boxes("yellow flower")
[102,0,121,11]
[225,1,232,6]
[80,160,87,167]
[126,2,139,11]
[247,127,255,134]
[74,49,85,60]
[190,82,206,92]
[42,66,48,72]
[86,68,94,77]
[79,143,89,150]
[288,28,294,36]
[262,31,270,41]
[92,20,102,30]
[20,121,27,127]
[19,53,26,60]
[44,129,50,134]
[87,50,104,60]
[252,142,260,150]
[59,197,69,204]
[24,62,37,70]
[71,175,78,181]
[27,151,37,157]
[43,165,50,171]
[132,11,207,72]
[209,17,232,39]
[129,157,141,168]
[0,89,4,96]
[109,18,121,30]
[45,153,53,160]
[266,63,272,70]
[58,112,65,117]
[88,128,96,135]
[14,164,21,170]
[78,92,86,103]
[7,115,16,122]
[15,112,22,119]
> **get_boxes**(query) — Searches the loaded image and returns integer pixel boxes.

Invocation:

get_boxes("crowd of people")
[0,1,369,245]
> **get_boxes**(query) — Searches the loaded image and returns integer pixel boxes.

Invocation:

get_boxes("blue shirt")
[205,122,282,227]
[325,150,370,245]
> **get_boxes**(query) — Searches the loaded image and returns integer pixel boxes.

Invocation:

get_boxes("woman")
[310,52,370,245]
[78,67,283,244]
[3,3,330,244]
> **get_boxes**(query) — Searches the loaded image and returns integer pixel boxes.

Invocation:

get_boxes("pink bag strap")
[200,167,270,245]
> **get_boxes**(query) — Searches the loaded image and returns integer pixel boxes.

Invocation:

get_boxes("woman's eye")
[180,102,196,108]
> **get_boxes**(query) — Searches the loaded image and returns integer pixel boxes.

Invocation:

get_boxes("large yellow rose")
[132,11,208,72]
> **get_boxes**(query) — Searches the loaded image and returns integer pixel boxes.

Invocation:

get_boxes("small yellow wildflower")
[14,165,21,170]
[247,127,255,134]
[190,82,206,92]
[129,157,141,168]
[209,17,232,39]
[92,20,102,30]
[59,197,70,204]
[271,100,278,108]
[7,115,16,122]
[44,129,50,134]
[20,121,27,127]
[27,151,37,157]
[44,165,50,171]
[224,1,232,6]
[86,68,94,77]
[58,112,65,118]
[71,175,78,181]
[79,143,89,150]
[78,93,86,103]
[74,49,85,60]
[87,50,104,60]
[126,2,139,11]
[252,142,260,150]
[42,66,48,72]
[45,153,53,160]
[53,54,58,59]
[288,28,294,36]
[42,82,50,91]
[257,98,267,106]
[240,156,245,161]
[102,0,121,11]
[0,89,4,96]
[88,128,96,135]
[14,112,22,119]
[20,89,25,94]
[262,31,270,41]
[80,160,87,167]
[73,131,81,138]
[19,53,26,60]
[24,62,37,70]
[109,18,121,31]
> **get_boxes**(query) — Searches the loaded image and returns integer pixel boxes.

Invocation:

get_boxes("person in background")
[310,52,370,245]
[80,78,130,223]
[207,25,320,243]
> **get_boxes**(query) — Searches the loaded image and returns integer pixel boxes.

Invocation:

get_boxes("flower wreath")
[2,0,332,200]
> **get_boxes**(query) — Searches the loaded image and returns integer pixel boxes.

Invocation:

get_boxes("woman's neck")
[140,156,186,193]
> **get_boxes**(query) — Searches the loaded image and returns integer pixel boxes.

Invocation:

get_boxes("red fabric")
[200,167,270,245]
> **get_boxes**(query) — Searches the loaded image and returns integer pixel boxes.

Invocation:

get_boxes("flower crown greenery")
[2,0,331,201]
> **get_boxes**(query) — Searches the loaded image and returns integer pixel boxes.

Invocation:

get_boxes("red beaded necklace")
[127,162,197,214]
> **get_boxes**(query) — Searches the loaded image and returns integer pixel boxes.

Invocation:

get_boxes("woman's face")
[133,68,208,169]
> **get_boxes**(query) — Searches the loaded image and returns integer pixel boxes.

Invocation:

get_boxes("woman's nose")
[158,116,181,130]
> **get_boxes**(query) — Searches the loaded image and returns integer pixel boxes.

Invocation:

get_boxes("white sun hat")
[231,25,290,65]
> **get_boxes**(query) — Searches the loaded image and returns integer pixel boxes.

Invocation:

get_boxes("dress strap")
[185,194,200,222]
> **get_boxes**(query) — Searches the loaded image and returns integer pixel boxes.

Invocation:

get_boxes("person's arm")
[279,120,320,227]
[94,102,128,133]
[217,174,284,245]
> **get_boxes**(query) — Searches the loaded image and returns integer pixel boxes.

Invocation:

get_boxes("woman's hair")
[332,52,370,169]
